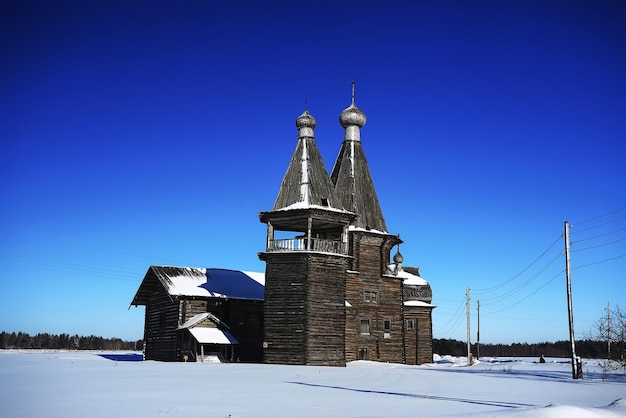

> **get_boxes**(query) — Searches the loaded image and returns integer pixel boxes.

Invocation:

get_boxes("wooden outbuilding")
[130,266,264,362]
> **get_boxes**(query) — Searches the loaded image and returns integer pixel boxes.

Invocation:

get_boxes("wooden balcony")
[267,237,346,255]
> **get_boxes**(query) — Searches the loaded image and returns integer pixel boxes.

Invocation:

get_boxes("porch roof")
[189,327,239,345]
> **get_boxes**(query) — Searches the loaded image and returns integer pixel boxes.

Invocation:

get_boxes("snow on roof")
[178,312,211,329]
[151,266,265,301]
[348,225,388,234]
[188,328,239,345]
[275,201,353,213]
[385,265,428,285]
[242,271,265,286]
[404,300,436,308]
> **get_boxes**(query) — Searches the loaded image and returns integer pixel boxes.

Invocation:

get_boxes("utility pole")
[564,221,579,379]
[476,300,481,360]
[466,287,471,366]
[606,301,611,360]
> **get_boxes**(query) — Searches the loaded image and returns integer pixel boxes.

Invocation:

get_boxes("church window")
[359,318,371,335]
[363,291,378,304]
[406,319,415,331]
[383,319,391,332]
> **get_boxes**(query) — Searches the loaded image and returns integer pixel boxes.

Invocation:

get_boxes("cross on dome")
[339,81,366,129]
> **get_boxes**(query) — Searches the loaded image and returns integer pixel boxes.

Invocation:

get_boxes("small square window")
[358,347,369,360]
[363,291,378,304]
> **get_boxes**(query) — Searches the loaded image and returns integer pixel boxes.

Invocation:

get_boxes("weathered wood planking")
[261,252,349,366]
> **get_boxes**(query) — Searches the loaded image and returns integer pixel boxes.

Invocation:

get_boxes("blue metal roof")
[131,266,265,306]
[201,268,264,301]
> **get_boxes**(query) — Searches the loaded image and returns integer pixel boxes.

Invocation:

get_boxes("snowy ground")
[1,351,625,417]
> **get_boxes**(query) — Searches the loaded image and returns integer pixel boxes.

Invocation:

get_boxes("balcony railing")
[268,237,345,255]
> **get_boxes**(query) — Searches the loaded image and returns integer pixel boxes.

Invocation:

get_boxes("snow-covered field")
[1,351,625,417]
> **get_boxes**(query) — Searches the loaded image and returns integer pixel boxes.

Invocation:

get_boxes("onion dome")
[295,109,316,139]
[339,81,366,128]
[393,249,404,264]
[339,101,366,128]
[296,110,317,129]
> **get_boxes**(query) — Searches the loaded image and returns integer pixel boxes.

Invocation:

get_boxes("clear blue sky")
[2,0,625,345]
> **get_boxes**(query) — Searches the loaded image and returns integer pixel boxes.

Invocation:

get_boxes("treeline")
[4,331,621,359]
[434,338,622,359]
[1,331,143,351]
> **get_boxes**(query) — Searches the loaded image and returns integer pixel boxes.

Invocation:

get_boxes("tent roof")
[330,136,388,233]
[271,116,344,212]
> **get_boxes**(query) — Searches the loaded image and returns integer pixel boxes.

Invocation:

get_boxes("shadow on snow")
[424,362,626,384]
[97,353,143,362]
[285,381,539,409]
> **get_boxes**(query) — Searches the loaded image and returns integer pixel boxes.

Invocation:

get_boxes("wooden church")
[131,85,434,365]
[259,84,434,366]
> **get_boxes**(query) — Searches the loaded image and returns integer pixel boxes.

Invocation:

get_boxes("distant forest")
[2,331,621,359]
[1,331,142,351]
[434,338,622,359]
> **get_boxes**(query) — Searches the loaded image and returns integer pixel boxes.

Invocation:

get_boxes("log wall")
[344,230,436,364]
[144,285,180,362]
[145,292,265,363]
[179,299,208,325]
[262,253,307,365]
[404,307,434,365]
[305,253,347,366]
[228,299,264,362]
[345,231,405,364]
[262,252,348,366]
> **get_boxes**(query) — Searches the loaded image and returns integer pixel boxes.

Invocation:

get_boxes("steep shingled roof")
[330,90,388,233]
[272,110,344,212]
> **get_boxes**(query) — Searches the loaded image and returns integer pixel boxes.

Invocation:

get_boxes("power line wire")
[572,253,626,270]
[438,311,465,336]
[484,270,563,315]
[75,244,200,267]
[479,253,562,305]
[571,215,626,235]
[473,234,562,295]
[571,226,626,244]
[437,298,466,335]
[571,237,626,253]
[572,206,626,226]
[6,258,140,282]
